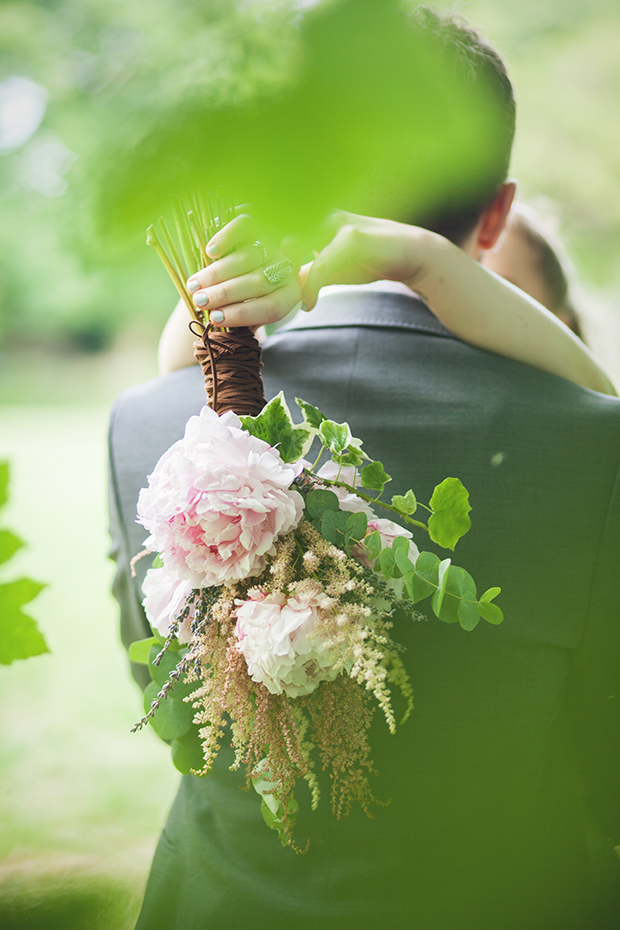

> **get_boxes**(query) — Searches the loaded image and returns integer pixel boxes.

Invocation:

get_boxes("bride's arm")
[301,214,617,397]
[158,210,616,396]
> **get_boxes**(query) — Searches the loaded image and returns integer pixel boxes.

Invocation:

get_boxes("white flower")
[142,566,193,643]
[137,406,304,587]
[234,590,340,697]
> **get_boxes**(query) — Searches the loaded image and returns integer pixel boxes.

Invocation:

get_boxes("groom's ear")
[475,181,517,252]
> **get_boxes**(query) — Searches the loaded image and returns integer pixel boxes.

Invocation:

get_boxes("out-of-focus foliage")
[0,0,618,353]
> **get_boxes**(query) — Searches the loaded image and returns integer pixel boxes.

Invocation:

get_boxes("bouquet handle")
[191,321,267,417]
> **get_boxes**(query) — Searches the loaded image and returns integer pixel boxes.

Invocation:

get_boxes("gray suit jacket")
[109,291,620,930]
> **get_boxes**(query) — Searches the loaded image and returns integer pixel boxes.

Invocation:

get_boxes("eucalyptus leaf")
[480,587,501,603]
[379,547,396,580]
[431,558,452,616]
[477,601,504,625]
[405,551,440,604]
[240,392,311,463]
[391,490,417,515]
[345,511,367,542]
[458,597,481,631]
[360,461,391,492]
[305,489,340,519]
[144,681,194,741]
[129,636,157,665]
[364,529,382,563]
[428,477,472,550]
[394,547,414,577]
[149,644,195,699]
[171,727,205,775]
[321,509,349,545]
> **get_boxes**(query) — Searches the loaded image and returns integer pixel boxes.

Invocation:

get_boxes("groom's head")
[409,6,517,258]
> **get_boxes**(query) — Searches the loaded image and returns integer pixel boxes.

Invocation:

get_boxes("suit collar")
[281,287,455,339]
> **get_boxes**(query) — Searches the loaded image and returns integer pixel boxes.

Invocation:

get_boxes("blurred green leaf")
[129,637,157,665]
[0,579,49,665]
[0,530,23,566]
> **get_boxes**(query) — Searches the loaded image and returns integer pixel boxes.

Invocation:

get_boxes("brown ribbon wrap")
[191,321,267,417]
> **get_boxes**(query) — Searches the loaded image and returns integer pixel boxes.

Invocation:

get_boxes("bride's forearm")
[158,300,198,374]
[409,235,617,397]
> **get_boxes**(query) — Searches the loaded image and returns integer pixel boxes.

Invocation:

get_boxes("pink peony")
[137,406,304,588]
[142,566,194,643]
[234,590,340,697]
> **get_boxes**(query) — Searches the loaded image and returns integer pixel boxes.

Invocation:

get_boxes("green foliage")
[305,489,339,520]
[295,398,325,429]
[0,462,48,665]
[129,636,157,665]
[240,392,311,462]
[360,461,391,493]
[253,764,299,847]
[392,490,417,516]
[143,680,193,741]
[171,728,205,775]
[428,478,472,550]
[318,420,352,456]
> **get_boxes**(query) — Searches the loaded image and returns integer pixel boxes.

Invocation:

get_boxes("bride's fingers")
[301,225,363,311]
[187,243,269,293]
[205,213,267,259]
[207,277,301,329]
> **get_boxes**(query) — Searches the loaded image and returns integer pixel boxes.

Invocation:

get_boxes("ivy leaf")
[319,419,352,455]
[295,397,325,429]
[143,680,194,741]
[129,636,157,665]
[0,530,23,566]
[360,460,391,493]
[478,601,504,625]
[305,489,339,520]
[240,392,311,463]
[391,490,417,516]
[428,477,472,550]
[0,579,49,665]
[405,551,440,604]
[458,597,481,631]
[431,558,452,616]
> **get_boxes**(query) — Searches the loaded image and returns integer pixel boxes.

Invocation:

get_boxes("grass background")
[0,392,177,927]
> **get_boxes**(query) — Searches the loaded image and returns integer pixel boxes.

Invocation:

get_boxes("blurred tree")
[0,0,618,355]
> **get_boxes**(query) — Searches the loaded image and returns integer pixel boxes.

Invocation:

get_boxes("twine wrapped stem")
[191,321,267,417]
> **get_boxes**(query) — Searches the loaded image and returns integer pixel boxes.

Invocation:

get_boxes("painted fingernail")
[206,242,218,257]
[194,292,209,307]
[210,310,224,324]
[187,278,200,293]
[301,302,310,313]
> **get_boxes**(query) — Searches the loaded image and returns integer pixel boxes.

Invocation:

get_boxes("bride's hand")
[301,210,435,311]
[185,213,302,329]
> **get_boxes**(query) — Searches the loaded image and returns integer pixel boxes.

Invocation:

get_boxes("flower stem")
[309,472,429,532]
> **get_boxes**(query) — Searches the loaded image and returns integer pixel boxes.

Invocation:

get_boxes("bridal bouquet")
[130,392,503,848]
[129,194,503,850]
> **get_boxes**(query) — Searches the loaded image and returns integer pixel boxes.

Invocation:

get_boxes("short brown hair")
[408,6,516,244]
